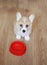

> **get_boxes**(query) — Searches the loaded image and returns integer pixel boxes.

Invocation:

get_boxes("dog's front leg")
[25,35,30,41]
[16,35,21,40]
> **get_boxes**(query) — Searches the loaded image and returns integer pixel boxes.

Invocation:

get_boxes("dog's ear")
[29,14,35,23]
[16,12,22,21]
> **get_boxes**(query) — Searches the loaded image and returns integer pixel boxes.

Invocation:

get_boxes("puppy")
[14,12,35,41]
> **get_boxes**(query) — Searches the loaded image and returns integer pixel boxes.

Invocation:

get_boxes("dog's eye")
[26,25,29,27]
[20,24,23,27]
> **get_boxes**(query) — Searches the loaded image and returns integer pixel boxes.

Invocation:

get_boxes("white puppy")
[14,12,35,41]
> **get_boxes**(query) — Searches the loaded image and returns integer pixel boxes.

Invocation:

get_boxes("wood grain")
[0,0,47,65]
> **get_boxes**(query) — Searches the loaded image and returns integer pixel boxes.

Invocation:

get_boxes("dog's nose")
[22,30,26,33]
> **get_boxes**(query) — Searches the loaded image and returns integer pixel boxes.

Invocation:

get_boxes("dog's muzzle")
[22,30,26,33]
[21,28,27,33]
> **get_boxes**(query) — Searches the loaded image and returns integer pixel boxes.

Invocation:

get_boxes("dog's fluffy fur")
[14,12,35,41]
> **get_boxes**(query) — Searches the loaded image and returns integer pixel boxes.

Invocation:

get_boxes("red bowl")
[9,41,26,56]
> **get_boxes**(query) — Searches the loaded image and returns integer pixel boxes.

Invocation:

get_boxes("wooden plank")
[0,0,47,65]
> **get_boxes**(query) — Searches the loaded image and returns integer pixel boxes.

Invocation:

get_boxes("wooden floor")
[0,0,47,65]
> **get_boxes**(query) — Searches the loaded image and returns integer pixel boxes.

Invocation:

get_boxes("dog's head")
[14,12,35,36]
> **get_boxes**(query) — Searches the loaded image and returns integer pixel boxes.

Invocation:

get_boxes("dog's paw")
[25,36,30,41]
[16,35,21,39]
